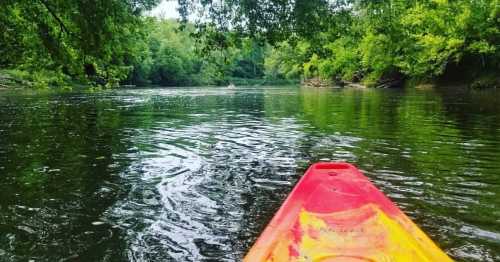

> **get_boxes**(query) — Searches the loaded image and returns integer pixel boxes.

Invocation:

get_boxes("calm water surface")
[0,86,499,261]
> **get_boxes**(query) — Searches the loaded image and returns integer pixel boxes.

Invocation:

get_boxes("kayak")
[245,162,452,262]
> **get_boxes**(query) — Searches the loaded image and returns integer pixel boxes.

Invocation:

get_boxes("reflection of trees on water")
[0,87,499,261]
[263,87,500,260]
[0,92,135,260]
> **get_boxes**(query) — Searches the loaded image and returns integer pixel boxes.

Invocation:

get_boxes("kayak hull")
[244,162,452,262]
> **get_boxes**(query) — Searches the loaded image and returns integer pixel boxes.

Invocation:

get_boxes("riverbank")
[0,69,300,90]
[2,67,497,91]
[227,77,299,86]
[0,69,75,89]
[301,73,500,90]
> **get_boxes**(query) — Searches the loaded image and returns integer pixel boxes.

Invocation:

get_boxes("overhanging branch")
[38,0,71,36]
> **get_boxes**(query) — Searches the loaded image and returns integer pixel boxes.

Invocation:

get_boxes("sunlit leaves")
[1,0,159,83]
[260,0,500,83]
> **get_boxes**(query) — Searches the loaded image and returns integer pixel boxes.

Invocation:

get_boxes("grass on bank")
[0,69,75,89]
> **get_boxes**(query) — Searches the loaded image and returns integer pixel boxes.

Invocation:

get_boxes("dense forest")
[0,0,273,88]
[178,0,499,87]
[0,0,499,88]
[124,19,270,86]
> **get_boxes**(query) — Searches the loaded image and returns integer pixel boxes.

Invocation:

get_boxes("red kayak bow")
[245,162,452,262]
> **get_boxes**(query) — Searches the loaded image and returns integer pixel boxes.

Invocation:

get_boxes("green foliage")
[144,19,199,85]
[359,33,393,79]
[124,19,269,86]
[0,69,70,89]
[264,41,311,80]
[0,0,159,86]
[196,0,500,86]
[303,54,320,79]
[3,0,499,88]
[325,37,361,81]
[1,2,270,88]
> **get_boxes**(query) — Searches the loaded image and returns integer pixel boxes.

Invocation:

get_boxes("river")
[0,86,499,261]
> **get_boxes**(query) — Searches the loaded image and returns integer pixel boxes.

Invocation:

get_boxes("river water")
[0,86,499,261]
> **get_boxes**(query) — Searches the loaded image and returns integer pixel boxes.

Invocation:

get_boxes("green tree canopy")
[180,0,500,86]
[1,0,159,83]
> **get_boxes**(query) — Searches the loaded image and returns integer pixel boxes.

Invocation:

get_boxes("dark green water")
[0,86,499,261]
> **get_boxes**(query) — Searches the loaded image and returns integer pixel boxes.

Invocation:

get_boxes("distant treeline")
[1,1,499,88]
[0,1,276,88]
[181,0,500,87]
[124,19,269,86]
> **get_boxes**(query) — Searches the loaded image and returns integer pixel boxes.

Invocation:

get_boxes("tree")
[0,0,159,83]
[180,0,500,86]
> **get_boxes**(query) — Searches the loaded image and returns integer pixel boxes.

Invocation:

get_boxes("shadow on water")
[0,86,499,261]
[0,91,136,260]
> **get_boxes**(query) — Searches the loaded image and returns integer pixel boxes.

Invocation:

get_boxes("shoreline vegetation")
[0,67,497,90]
[0,68,300,90]
[1,1,498,90]
[301,74,500,90]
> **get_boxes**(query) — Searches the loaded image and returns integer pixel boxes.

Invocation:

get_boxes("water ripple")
[2,87,500,261]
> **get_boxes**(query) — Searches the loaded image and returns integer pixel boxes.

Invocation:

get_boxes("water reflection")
[0,86,499,261]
